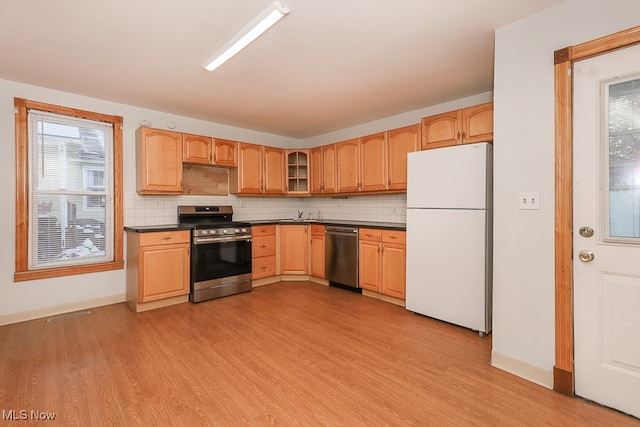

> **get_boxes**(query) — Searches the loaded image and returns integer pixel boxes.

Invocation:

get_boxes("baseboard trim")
[361,289,405,307]
[491,350,553,389]
[0,294,126,326]
[553,366,574,396]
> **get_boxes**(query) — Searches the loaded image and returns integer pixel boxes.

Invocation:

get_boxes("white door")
[573,43,640,418]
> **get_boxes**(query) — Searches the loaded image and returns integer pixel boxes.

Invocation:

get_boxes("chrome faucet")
[317,210,322,220]
[297,210,303,220]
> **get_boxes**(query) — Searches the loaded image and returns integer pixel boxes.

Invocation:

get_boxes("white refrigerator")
[405,142,492,336]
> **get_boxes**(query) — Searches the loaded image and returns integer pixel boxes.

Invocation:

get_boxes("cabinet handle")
[366,233,374,237]
[389,235,399,239]
[461,130,466,142]
[160,236,173,240]
[213,152,217,162]
[259,244,267,248]
[456,131,461,141]
[388,178,391,187]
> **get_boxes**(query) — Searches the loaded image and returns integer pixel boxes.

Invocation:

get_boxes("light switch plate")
[519,192,540,210]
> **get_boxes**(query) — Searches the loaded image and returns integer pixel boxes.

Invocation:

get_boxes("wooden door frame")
[553,26,640,396]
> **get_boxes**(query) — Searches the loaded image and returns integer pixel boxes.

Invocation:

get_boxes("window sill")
[14,260,124,282]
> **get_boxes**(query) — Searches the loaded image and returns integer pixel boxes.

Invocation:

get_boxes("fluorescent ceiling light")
[203,2,290,72]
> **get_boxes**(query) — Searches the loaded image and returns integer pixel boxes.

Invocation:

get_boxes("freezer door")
[407,142,491,209]
[405,208,491,333]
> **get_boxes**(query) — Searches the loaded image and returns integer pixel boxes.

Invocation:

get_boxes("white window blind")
[28,109,114,269]
[606,78,640,240]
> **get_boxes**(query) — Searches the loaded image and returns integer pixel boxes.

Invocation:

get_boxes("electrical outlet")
[519,192,540,210]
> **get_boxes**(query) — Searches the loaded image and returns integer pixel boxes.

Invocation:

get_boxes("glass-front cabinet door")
[286,150,309,194]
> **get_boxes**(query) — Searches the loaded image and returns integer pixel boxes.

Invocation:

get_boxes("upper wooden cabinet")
[231,143,285,195]
[183,133,212,165]
[263,146,285,195]
[213,138,237,167]
[360,132,388,192]
[310,144,337,195]
[336,138,361,193]
[387,124,420,190]
[359,125,419,193]
[421,102,493,149]
[136,127,183,194]
[286,150,309,194]
[183,134,237,167]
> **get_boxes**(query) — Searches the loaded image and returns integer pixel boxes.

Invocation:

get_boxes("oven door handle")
[194,235,252,244]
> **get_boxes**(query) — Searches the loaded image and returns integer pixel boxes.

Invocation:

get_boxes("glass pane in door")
[606,77,640,241]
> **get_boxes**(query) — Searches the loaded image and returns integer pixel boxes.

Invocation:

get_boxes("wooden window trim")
[13,98,124,282]
[553,26,640,395]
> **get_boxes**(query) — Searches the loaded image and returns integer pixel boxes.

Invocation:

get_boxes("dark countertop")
[247,219,406,230]
[124,224,192,233]
[125,220,405,233]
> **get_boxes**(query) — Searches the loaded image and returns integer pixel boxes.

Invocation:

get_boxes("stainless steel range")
[178,206,252,303]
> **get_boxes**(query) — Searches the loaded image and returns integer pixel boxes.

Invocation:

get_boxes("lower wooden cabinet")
[309,225,326,279]
[126,229,191,312]
[358,228,406,299]
[280,224,308,274]
[252,225,277,279]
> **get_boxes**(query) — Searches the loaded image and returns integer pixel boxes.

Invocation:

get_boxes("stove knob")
[210,229,216,235]
[201,230,208,235]
[222,229,228,234]
[241,228,247,233]
[234,228,240,233]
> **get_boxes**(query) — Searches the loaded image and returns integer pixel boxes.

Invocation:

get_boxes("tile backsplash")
[124,192,406,226]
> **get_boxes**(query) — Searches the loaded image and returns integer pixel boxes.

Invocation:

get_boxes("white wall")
[492,0,640,387]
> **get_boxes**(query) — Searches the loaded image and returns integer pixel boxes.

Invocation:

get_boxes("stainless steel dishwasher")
[325,226,359,290]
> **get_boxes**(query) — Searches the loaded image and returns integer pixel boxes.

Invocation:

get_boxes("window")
[14,98,123,281]
[605,77,640,241]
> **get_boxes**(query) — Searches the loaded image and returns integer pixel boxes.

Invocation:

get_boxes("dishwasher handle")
[325,226,358,236]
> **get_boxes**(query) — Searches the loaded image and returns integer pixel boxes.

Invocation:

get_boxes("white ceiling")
[0,1,563,139]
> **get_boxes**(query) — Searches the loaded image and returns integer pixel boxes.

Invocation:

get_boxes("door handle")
[578,250,595,262]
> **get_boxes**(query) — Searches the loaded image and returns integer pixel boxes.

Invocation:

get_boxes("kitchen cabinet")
[421,102,493,149]
[280,224,308,274]
[358,228,406,299]
[286,150,309,194]
[170,132,238,167]
[252,225,277,279]
[136,127,183,194]
[182,133,212,165]
[212,138,237,167]
[231,143,285,195]
[310,144,337,194]
[309,224,326,279]
[336,138,361,193]
[126,229,191,312]
[360,132,388,192]
[387,124,420,190]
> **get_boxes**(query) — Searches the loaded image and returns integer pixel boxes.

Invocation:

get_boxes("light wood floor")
[1,281,637,426]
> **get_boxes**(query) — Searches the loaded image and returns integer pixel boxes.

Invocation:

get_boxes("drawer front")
[253,255,276,279]
[252,235,276,258]
[382,229,406,245]
[139,230,190,246]
[253,224,276,236]
[310,224,325,236]
[359,228,382,242]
